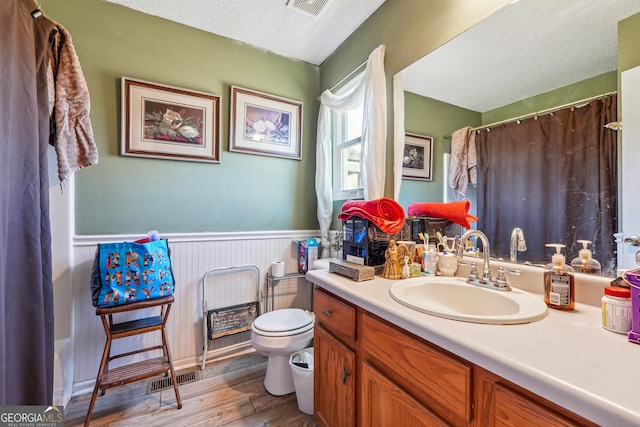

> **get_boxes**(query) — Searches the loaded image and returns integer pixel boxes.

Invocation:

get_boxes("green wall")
[482,71,618,125]
[619,13,640,73]
[399,92,481,207]
[320,0,511,88]
[41,0,515,234]
[42,0,320,234]
[40,0,634,235]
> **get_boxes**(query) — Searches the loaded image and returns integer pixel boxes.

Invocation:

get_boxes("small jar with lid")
[601,286,632,334]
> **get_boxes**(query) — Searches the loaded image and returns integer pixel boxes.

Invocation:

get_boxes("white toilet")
[251,308,314,395]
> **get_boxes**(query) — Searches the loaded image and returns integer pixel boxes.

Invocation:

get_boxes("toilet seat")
[252,308,314,337]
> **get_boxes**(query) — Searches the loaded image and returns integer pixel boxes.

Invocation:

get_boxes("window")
[333,80,364,200]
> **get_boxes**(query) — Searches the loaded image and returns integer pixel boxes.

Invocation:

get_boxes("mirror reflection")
[401,0,640,277]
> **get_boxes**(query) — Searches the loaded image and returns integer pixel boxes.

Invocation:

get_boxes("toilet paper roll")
[272,261,285,277]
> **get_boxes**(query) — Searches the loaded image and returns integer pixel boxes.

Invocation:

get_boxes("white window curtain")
[315,45,387,258]
[393,72,405,201]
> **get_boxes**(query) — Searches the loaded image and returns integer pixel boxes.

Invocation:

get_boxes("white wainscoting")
[71,231,318,395]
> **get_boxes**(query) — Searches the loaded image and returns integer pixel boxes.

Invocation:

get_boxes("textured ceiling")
[102,0,639,111]
[402,0,640,113]
[103,0,386,65]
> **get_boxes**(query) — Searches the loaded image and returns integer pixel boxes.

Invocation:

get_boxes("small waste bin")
[289,347,314,415]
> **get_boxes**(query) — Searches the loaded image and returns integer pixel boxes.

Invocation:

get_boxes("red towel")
[338,198,406,235]
[407,201,477,229]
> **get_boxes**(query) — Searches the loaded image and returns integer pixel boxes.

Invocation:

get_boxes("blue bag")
[90,239,175,307]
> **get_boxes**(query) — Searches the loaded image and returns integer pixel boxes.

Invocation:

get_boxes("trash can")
[289,347,314,415]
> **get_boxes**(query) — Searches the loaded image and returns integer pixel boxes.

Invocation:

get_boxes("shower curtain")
[1,0,97,405]
[476,94,618,275]
[0,0,57,405]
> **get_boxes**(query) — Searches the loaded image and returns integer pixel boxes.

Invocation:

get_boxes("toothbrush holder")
[438,253,458,276]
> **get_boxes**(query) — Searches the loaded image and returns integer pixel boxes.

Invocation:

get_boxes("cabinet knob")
[341,367,351,384]
[321,309,332,317]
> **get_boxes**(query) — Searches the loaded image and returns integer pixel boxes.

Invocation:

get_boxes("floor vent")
[287,0,333,18]
[147,370,199,394]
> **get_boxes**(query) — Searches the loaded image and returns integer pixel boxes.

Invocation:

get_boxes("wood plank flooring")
[64,352,319,426]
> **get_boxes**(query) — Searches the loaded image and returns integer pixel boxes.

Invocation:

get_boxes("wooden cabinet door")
[361,313,472,426]
[315,324,356,427]
[361,361,449,427]
[494,383,585,427]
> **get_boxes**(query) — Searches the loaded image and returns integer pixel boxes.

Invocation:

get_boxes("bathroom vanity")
[307,267,640,427]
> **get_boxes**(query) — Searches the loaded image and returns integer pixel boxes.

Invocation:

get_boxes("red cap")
[604,286,631,298]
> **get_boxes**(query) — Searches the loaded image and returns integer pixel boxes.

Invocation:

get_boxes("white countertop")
[306,268,640,427]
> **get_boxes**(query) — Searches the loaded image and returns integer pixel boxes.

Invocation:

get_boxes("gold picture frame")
[229,86,302,160]
[121,77,221,163]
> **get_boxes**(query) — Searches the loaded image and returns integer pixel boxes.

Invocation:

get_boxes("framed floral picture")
[402,133,433,181]
[121,77,221,163]
[229,86,302,160]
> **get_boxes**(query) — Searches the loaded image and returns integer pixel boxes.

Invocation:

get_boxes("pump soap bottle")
[570,240,601,274]
[544,244,576,310]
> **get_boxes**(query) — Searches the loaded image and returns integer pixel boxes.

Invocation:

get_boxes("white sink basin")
[389,276,548,325]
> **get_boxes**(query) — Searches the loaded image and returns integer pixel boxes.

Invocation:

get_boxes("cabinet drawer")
[362,313,472,426]
[314,288,356,342]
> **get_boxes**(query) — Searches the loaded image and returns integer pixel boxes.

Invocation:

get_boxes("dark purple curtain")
[476,94,618,275]
[0,0,55,405]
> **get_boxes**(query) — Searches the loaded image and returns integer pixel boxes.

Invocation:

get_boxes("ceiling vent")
[287,0,333,18]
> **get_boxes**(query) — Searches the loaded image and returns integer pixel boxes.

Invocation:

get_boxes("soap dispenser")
[570,240,601,274]
[544,244,576,310]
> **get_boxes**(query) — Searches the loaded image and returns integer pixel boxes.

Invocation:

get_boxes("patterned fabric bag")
[90,239,175,307]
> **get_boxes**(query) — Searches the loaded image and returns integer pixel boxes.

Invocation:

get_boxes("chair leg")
[85,334,112,426]
[161,326,182,409]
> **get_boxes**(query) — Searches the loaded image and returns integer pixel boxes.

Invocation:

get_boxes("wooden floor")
[64,352,319,426]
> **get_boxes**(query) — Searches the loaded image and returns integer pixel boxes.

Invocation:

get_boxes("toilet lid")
[253,308,313,333]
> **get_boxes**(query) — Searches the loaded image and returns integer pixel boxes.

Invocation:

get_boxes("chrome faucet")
[457,230,493,283]
[510,227,527,263]
[457,230,514,291]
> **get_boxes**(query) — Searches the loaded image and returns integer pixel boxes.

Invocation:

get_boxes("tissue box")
[297,238,318,273]
[329,260,375,282]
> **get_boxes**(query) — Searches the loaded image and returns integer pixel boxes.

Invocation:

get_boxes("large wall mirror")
[400,0,640,277]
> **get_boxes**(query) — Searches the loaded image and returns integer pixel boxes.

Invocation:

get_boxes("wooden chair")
[84,295,182,426]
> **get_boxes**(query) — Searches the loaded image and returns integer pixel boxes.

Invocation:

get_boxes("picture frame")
[121,77,221,163]
[402,133,433,181]
[229,86,302,160]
